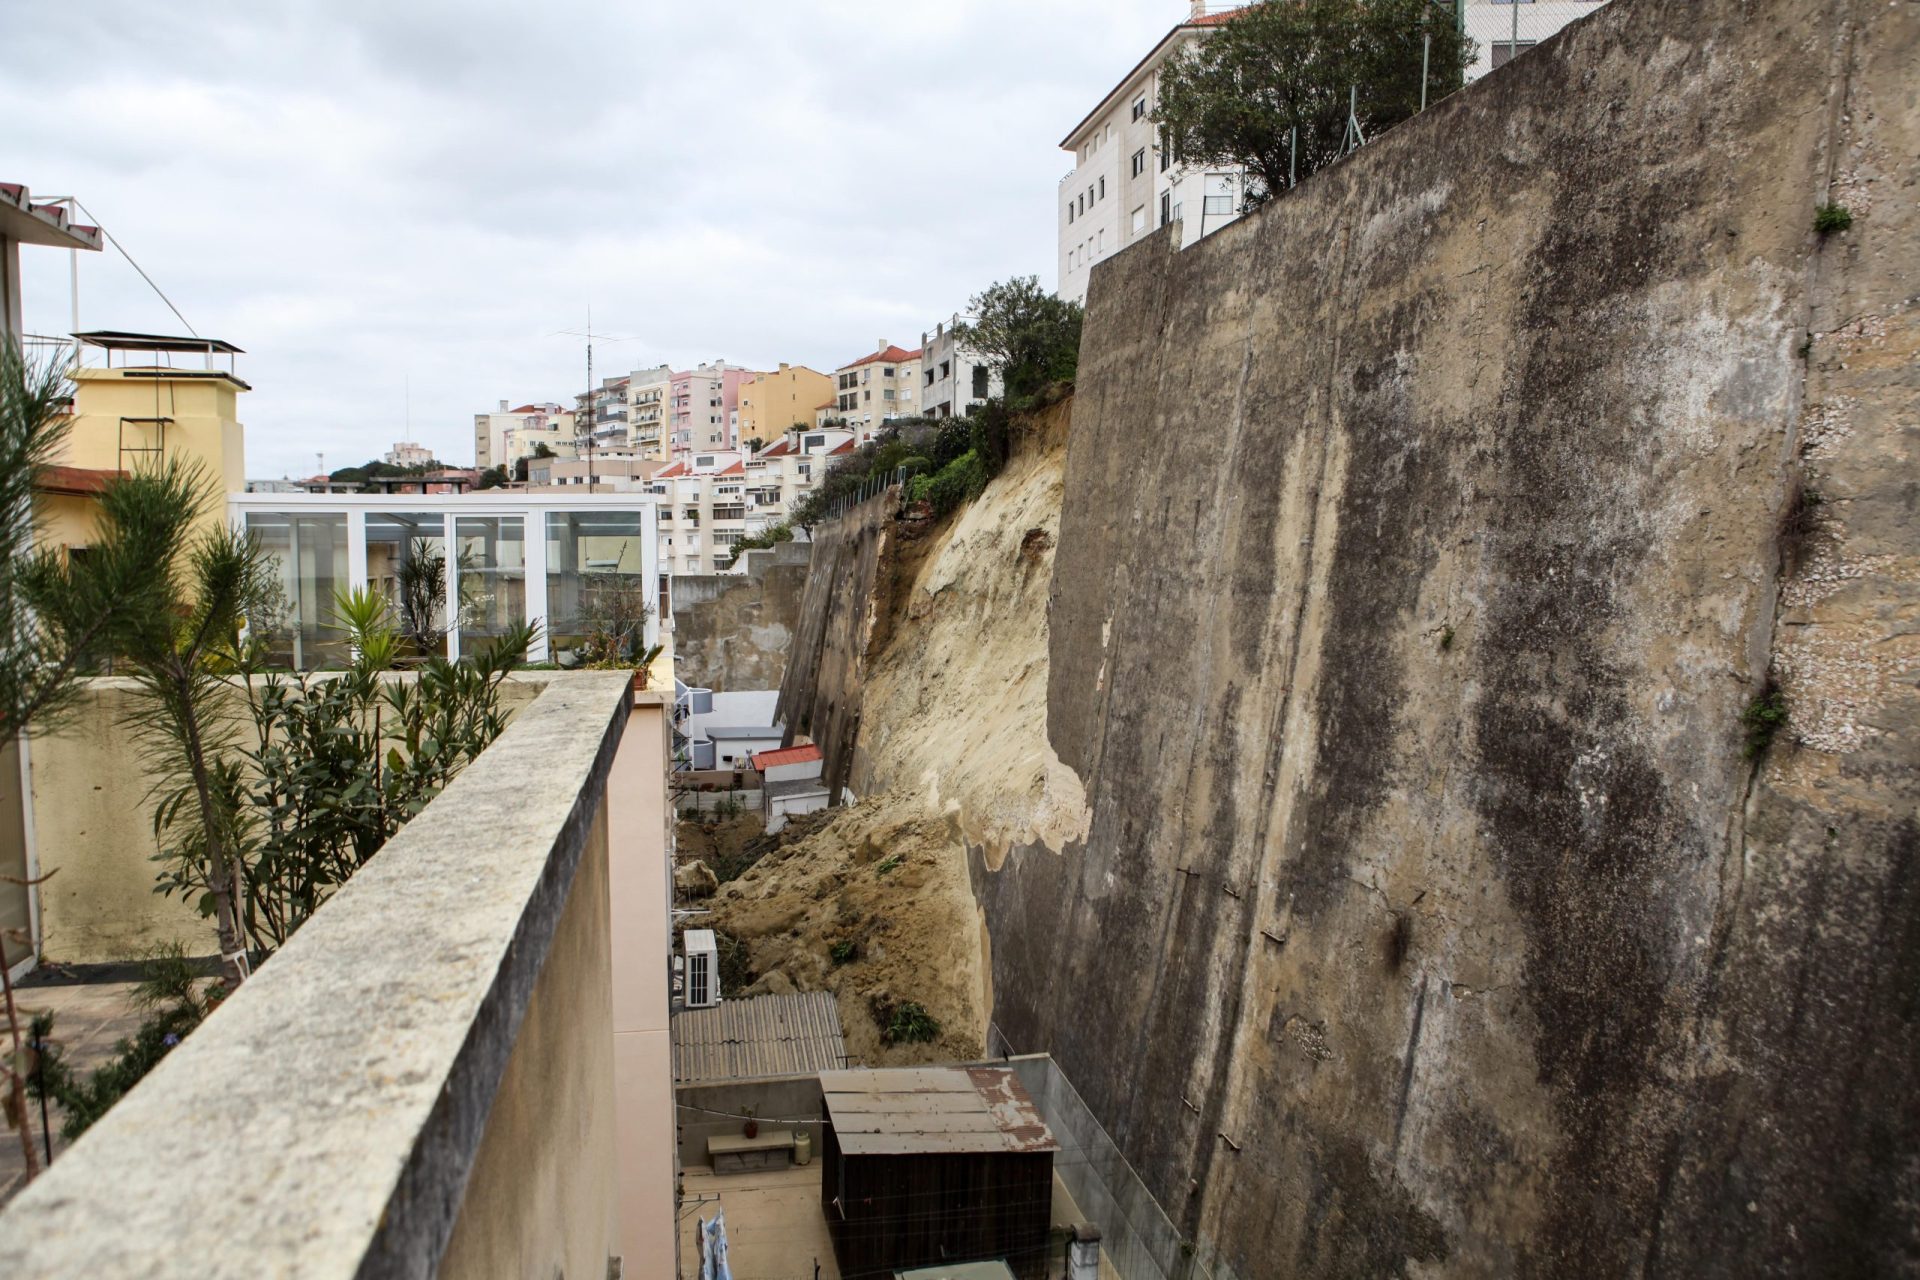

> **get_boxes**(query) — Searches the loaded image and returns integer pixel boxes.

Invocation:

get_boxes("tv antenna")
[551,308,644,490]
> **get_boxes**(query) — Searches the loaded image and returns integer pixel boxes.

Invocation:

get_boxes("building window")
[1131,96,1147,122]
[882,366,893,377]
[1067,203,1075,224]
[1173,201,1183,224]
[1204,194,1234,216]
[882,389,895,401]
[1491,40,1536,67]
[1160,141,1171,173]
[1086,185,1094,207]
[1097,228,1105,253]
[1132,205,1147,233]
[1098,176,1106,199]
[1131,148,1146,177]
[973,366,989,398]
[864,389,871,403]
[1160,191,1172,225]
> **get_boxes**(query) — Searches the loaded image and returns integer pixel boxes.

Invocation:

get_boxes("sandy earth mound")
[695,793,986,1068]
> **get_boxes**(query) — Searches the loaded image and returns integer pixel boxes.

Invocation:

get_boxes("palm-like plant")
[97,461,278,989]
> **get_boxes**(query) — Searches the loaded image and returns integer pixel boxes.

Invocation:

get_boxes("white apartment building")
[1463,1,1610,80]
[646,427,854,576]
[830,342,921,444]
[577,374,632,453]
[385,441,436,468]
[919,315,1001,419]
[473,401,578,471]
[627,364,673,460]
[1057,4,1247,306]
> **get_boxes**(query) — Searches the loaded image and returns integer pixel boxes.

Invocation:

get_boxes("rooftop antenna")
[551,311,643,491]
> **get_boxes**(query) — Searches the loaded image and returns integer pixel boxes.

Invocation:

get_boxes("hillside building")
[670,361,758,457]
[919,315,1000,419]
[831,342,921,444]
[738,363,834,447]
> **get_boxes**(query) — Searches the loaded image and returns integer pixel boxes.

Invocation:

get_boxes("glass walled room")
[229,495,661,669]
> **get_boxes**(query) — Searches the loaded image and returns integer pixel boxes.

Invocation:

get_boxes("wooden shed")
[819,1067,1059,1280]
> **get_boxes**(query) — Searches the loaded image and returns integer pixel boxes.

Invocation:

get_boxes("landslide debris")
[694,793,986,1068]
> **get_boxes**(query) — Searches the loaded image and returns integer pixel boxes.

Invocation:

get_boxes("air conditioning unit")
[684,929,720,1008]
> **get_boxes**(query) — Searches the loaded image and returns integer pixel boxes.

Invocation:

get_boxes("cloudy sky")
[6,0,1195,477]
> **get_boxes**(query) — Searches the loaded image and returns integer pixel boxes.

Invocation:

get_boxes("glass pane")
[545,511,649,661]
[246,511,351,669]
[453,515,525,647]
[366,512,449,660]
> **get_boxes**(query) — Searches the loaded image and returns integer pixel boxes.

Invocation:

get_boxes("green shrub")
[875,853,903,876]
[829,939,857,966]
[1814,203,1853,235]
[909,451,989,518]
[1742,682,1789,760]
[883,1000,941,1045]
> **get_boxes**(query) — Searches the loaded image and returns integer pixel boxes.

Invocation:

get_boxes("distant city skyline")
[6,0,1205,477]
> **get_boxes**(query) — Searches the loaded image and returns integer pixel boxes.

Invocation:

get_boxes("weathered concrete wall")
[672,541,811,692]
[29,674,548,965]
[983,1,1918,1276]
[777,489,901,799]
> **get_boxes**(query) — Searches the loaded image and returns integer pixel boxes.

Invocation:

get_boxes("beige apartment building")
[474,401,578,470]
[830,342,921,443]
[738,363,834,446]
[626,364,673,460]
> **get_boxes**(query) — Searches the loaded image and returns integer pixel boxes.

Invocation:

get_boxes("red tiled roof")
[841,345,921,370]
[654,461,689,478]
[33,464,123,497]
[508,403,544,414]
[751,744,822,771]
[759,439,794,458]
[828,441,856,456]
[717,461,746,476]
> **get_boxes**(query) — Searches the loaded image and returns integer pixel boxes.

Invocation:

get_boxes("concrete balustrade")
[0,671,676,1279]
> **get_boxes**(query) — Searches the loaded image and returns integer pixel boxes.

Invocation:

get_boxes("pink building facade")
[668,361,757,457]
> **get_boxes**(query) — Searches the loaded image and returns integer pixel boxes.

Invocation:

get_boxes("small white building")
[705,726,785,770]
[753,744,828,832]
[919,315,1001,419]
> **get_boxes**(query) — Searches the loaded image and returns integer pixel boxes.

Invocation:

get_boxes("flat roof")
[702,725,783,740]
[674,991,848,1084]
[764,778,829,801]
[76,330,244,355]
[820,1066,1059,1157]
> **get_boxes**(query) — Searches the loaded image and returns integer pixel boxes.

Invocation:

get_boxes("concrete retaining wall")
[980,1,1920,1275]
[671,541,811,691]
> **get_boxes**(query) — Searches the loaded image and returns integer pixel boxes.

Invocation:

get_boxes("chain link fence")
[989,1038,1219,1280]
[1459,0,1613,81]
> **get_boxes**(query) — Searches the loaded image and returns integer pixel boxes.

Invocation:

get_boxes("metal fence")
[1460,0,1613,82]
[991,1040,1219,1280]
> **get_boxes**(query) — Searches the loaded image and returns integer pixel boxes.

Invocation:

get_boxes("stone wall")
[776,488,901,799]
[671,541,810,692]
[975,1,1920,1276]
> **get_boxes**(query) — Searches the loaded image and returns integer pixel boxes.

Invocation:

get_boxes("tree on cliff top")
[1154,0,1472,211]
[951,277,1082,404]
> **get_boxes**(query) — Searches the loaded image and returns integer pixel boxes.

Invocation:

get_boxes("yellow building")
[737,363,834,447]
[37,331,248,553]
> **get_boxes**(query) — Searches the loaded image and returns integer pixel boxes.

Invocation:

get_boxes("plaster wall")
[440,801,617,1280]
[27,675,548,965]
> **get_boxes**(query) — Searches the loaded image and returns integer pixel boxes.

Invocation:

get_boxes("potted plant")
[741,1106,759,1140]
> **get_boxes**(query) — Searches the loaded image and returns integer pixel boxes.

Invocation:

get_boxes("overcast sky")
[6,0,1192,477]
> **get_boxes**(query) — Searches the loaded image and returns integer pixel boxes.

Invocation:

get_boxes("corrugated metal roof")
[821,1066,1059,1156]
[673,991,848,1084]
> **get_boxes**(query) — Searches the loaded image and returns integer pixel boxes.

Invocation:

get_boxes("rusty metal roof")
[820,1066,1060,1157]
[673,992,848,1084]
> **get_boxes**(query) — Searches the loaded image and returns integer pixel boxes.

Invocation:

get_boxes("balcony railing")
[0,673,678,1279]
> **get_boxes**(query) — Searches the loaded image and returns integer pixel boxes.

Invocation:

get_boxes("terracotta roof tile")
[750,744,822,771]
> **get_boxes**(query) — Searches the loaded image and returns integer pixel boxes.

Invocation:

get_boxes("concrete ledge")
[0,671,635,1278]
